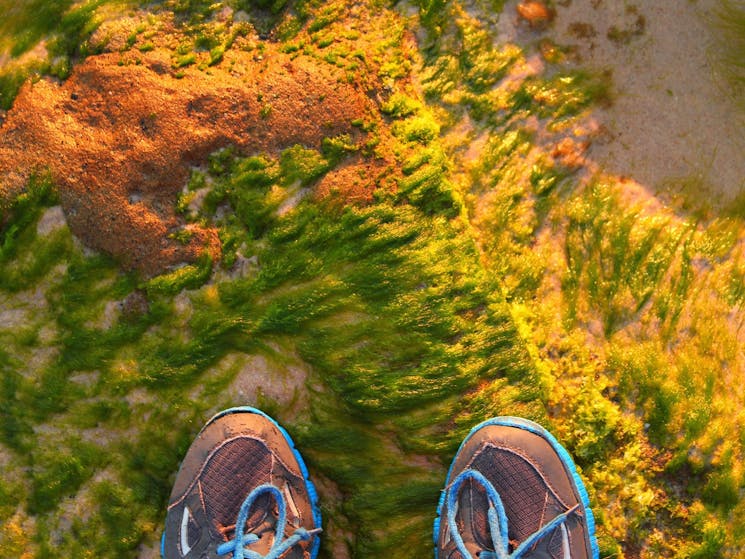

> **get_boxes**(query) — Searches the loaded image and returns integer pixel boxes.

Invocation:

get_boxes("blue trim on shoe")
[207,406,323,559]
[434,416,599,559]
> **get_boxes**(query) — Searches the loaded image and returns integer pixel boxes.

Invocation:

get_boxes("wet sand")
[498,0,745,202]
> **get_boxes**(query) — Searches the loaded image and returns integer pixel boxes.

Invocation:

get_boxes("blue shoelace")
[216,484,321,559]
[446,469,579,559]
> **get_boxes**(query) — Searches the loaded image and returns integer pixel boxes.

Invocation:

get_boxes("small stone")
[121,290,149,321]
[517,1,555,29]
[551,137,588,169]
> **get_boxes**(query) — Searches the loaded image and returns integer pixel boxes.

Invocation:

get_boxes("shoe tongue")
[228,508,278,556]
[219,493,274,540]
[199,437,274,538]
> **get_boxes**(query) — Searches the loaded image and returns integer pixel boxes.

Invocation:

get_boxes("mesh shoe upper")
[162,408,321,559]
[435,417,598,559]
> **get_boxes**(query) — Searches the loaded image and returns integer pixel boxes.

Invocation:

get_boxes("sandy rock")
[0,47,375,276]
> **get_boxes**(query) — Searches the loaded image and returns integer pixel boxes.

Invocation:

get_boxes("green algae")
[0,0,85,58]
[563,181,694,335]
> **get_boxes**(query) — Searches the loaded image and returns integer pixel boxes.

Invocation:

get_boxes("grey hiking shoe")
[162,407,321,559]
[434,417,599,559]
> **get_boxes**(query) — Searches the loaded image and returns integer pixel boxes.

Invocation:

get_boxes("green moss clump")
[0,174,57,250]
[0,0,77,57]
[0,351,33,452]
[414,0,449,39]
[169,0,218,23]
[380,93,422,119]
[279,145,331,184]
[307,5,341,33]
[173,52,196,68]
[0,0,106,107]
[0,175,72,293]
[511,71,612,121]
[0,69,30,111]
[564,181,692,335]
[28,439,103,514]
[144,255,213,297]
[392,114,440,144]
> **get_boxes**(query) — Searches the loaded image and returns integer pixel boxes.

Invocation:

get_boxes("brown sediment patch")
[0,47,376,276]
[314,154,392,205]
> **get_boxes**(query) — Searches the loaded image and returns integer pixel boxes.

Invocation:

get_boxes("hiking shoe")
[162,407,322,559]
[434,417,599,559]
